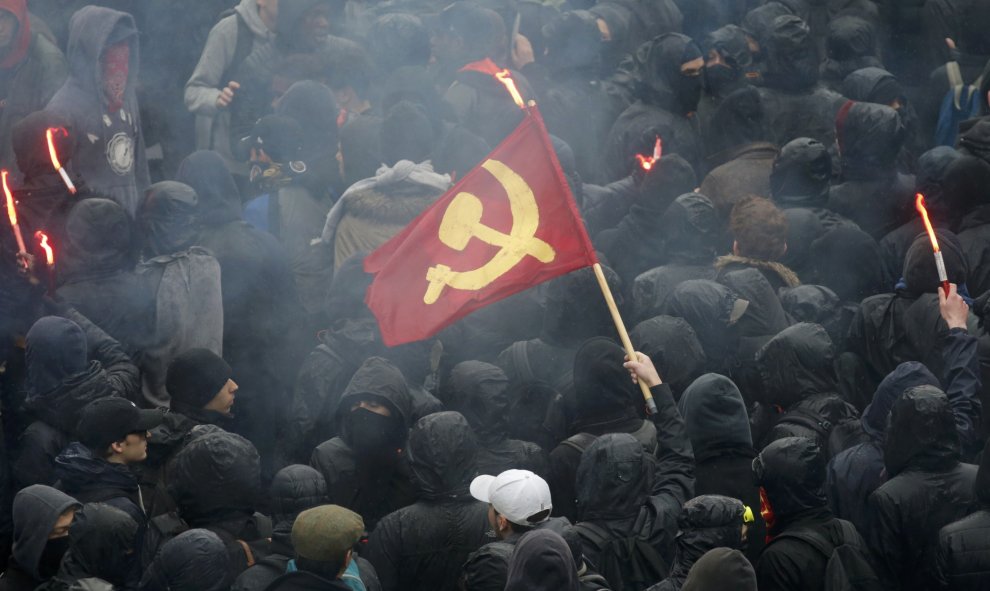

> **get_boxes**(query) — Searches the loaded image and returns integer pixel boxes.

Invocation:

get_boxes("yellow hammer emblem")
[424,159,556,304]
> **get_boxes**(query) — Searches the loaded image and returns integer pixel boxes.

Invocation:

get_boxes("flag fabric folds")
[364,106,597,346]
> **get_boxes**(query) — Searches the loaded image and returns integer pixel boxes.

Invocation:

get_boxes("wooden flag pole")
[592,262,659,415]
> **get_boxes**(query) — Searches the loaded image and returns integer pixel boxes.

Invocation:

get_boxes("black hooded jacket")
[1,486,80,591]
[769,138,852,236]
[632,193,719,322]
[16,312,139,490]
[442,361,546,476]
[827,102,915,239]
[139,529,229,591]
[628,316,706,399]
[869,387,979,591]
[646,496,745,591]
[603,34,705,180]
[819,16,882,90]
[365,412,490,591]
[677,374,764,563]
[826,362,940,533]
[504,530,579,591]
[953,156,990,297]
[755,323,860,451]
[848,230,972,392]
[309,357,416,531]
[754,437,868,591]
[39,503,139,591]
[934,438,990,590]
[55,198,155,356]
[757,16,847,147]
[54,443,144,527]
[661,280,744,374]
[572,381,694,589]
[597,156,700,287]
[549,337,660,521]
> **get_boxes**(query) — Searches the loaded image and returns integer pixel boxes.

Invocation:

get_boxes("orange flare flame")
[635,137,663,172]
[46,127,64,170]
[2,169,26,255]
[35,231,53,266]
[915,193,940,253]
[494,70,525,109]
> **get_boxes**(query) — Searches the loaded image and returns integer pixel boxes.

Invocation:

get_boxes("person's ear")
[338,549,353,577]
[109,440,125,455]
[496,514,510,532]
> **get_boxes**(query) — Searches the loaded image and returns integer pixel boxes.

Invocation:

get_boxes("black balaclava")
[703,25,754,98]
[640,33,704,115]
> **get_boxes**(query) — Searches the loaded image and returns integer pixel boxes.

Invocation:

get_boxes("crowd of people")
[0,0,989,589]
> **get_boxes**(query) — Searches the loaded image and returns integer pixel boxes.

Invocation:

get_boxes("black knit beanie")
[166,349,233,409]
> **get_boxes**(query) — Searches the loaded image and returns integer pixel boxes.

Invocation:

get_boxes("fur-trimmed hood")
[715,255,801,288]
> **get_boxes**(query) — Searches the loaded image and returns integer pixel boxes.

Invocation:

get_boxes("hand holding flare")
[915,193,951,296]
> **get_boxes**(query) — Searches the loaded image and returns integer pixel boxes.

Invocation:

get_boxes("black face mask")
[37,536,70,579]
[346,407,402,460]
[675,73,703,115]
[704,63,739,97]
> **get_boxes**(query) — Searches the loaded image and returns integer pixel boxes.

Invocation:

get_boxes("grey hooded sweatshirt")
[4,485,81,590]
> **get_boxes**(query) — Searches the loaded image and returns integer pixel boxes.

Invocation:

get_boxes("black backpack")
[773,520,883,591]
[575,521,667,591]
[770,404,866,460]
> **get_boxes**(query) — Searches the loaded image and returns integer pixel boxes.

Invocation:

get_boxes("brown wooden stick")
[592,262,659,415]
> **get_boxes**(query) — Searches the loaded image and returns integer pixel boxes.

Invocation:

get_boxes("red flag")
[365,106,597,346]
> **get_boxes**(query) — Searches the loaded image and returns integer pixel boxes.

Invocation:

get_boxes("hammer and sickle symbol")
[424,159,556,304]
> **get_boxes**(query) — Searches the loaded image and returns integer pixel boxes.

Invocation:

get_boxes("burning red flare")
[915,193,951,295]
[35,231,53,266]
[635,137,663,172]
[494,70,525,109]
[2,170,26,256]
[45,127,76,194]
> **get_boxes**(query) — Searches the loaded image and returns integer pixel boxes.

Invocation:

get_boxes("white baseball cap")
[469,469,552,526]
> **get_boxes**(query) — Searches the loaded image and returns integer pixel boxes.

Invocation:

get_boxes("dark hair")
[730,196,788,260]
[323,39,376,98]
[493,508,552,534]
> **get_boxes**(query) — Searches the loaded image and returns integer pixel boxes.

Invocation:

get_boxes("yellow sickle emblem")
[424,159,556,304]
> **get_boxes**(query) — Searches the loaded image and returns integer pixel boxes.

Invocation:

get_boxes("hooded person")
[769,138,855,237]
[934,437,990,590]
[632,193,719,322]
[45,6,149,216]
[274,80,341,196]
[753,437,872,591]
[755,323,861,454]
[628,316,706,400]
[677,375,764,563]
[154,430,269,584]
[15,314,140,490]
[596,155,699,287]
[661,279,750,375]
[55,198,155,356]
[680,548,756,591]
[696,25,758,145]
[241,114,333,322]
[646,496,747,591]
[504,530,579,591]
[36,503,139,591]
[309,357,417,532]
[878,147,962,282]
[176,150,304,476]
[321,101,451,270]
[232,466,380,591]
[827,102,915,239]
[841,66,924,171]
[869,385,980,591]
[571,355,695,591]
[441,362,546,477]
[134,182,224,408]
[826,362,940,533]
[139,529,229,591]
[365,411,490,591]
[497,265,622,397]
[807,225,888,307]
[819,17,881,90]
[757,15,846,148]
[548,337,663,520]
[603,34,705,181]
[699,87,778,222]
[0,0,66,176]
[847,230,974,392]
[0,486,80,591]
